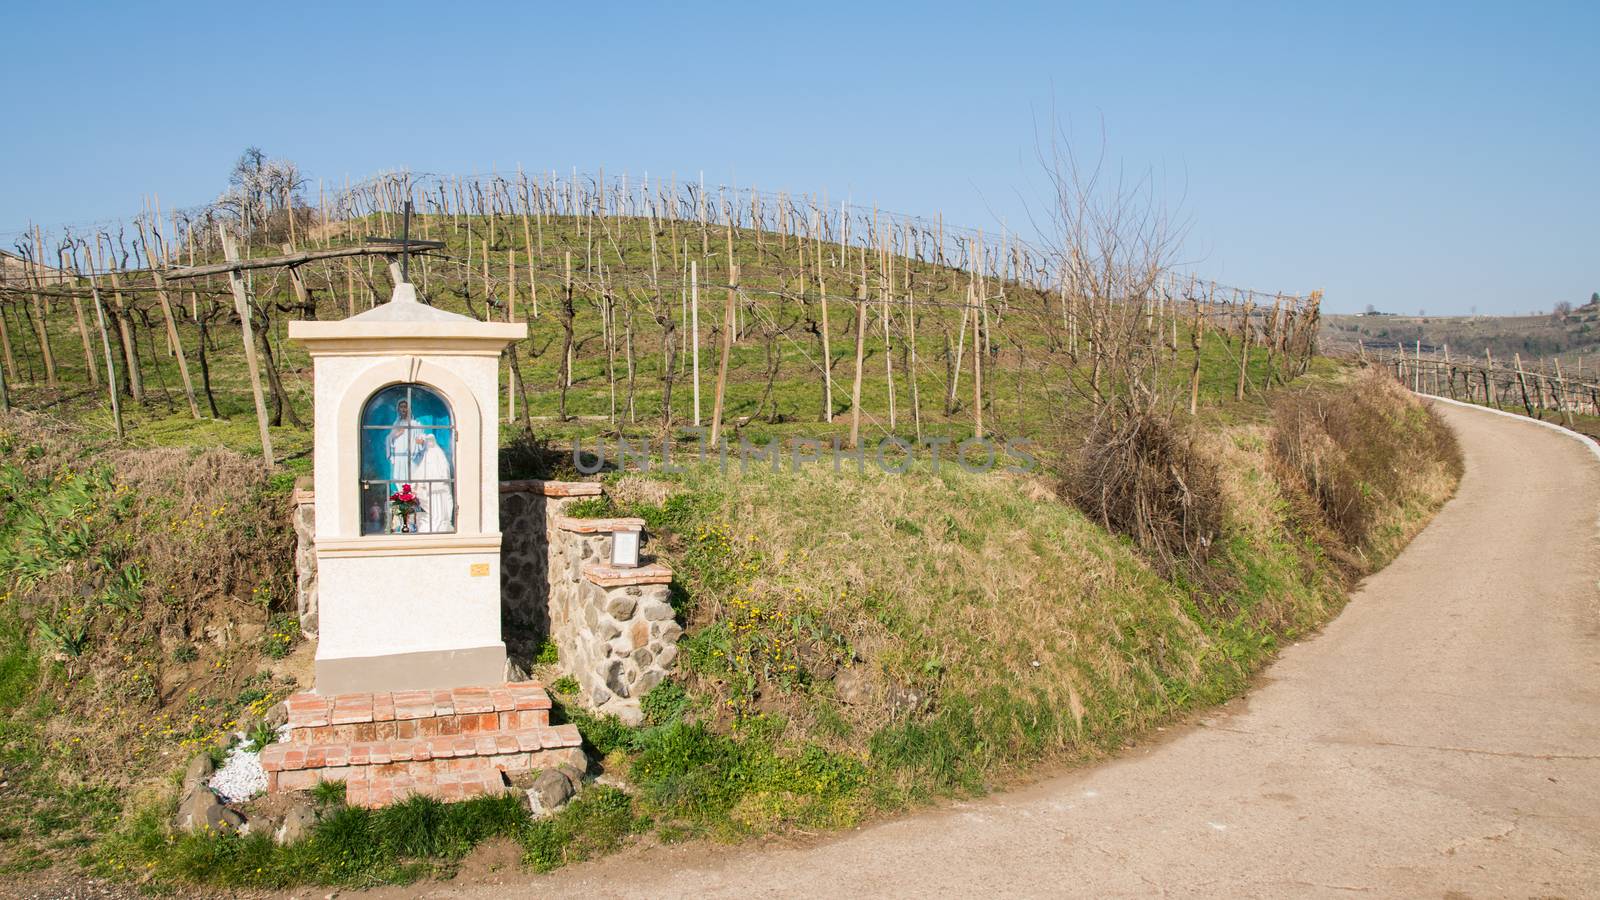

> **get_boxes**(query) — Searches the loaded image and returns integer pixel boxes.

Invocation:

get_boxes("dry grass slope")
[621,366,1460,816]
[0,411,296,874]
[0,366,1460,888]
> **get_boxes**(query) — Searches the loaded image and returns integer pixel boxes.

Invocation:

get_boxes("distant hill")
[1322,297,1600,373]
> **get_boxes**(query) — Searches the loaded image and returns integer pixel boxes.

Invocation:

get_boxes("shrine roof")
[288,283,525,352]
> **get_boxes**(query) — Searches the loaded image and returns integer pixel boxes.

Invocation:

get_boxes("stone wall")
[292,485,318,638]
[498,480,600,662]
[500,479,681,724]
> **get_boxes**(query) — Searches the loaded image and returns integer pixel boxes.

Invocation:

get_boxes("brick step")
[285,682,552,743]
[268,681,578,808]
[289,707,551,744]
[272,755,516,807]
[348,767,511,809]
[264,722,580,777]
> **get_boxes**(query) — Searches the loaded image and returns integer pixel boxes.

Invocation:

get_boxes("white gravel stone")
[207,724,290,803]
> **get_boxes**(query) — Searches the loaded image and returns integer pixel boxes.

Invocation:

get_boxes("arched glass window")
[359,384,456,535]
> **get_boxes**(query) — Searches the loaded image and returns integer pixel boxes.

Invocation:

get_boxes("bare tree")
[219,148,308,243]
[1030,124,1186,418]
[1025,124,1223,573]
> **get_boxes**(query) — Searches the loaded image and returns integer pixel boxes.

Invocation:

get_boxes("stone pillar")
[574,562,679,722]
[543,512,680,725]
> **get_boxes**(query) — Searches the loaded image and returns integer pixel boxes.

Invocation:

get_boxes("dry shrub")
[106,445,294,623]
[500,428,584,481]
[1058,405,1226,575]
[0,410,294,699]
[1269,367,1461,556]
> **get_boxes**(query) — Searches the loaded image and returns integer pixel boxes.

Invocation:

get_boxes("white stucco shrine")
[288,283,526,694]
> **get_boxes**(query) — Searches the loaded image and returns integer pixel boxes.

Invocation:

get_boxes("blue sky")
[2,1,1594,314]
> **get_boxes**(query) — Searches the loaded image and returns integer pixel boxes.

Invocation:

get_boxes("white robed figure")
[385,397,422,489]
[413,433,455,533]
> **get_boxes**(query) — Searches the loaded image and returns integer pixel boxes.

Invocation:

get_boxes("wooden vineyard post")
[1261,294,1282,389]
[345,259,357,318]
[709,264,738,449]
[604,280,617,427]
[55,245,98,387]
[815,216,834,423]
[286,186,297,250]
[948,271,972,414]
[109,268,142,401]
[849,281,868,447]
[559,251,574,420]
[623,270,636,426]
[1235,296,1253,401]
[1513,353,1535,418]
[138,222,200,419]
[64,257,99,388]
[474,232,489,321]
[30,225,59,384]
[907,260,921,443]
[0,279,16,383]
[724,213,739,339]
[881,236,896,430]
[691,261,701,427]
[23,247,57,387]
[86,273,123,439]
[149,267,201,419]
[973,280,984,440]
[976,235,991,425]
[221,230,274,468]
[1188,298,1203,415]
[1413,340,1421,393]
[96,240,144,403]
[507,249,517,422]
[1553,357,1575,429]
[1484,349,1497,409]
[519,169,537,274]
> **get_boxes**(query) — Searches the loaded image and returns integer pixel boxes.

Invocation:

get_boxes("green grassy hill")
[0,188,1458,890]
[0,365,1458,890]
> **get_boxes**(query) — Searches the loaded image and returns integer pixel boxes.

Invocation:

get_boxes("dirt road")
[415,401,1600,898]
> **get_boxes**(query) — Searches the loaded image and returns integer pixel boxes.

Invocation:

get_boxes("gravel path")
[403,400,1600,898]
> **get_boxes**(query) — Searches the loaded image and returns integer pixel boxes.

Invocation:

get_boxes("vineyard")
[1376,342,1600,439]
[0,167,1325,468]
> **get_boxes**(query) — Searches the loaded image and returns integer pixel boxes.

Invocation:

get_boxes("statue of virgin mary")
[413,432,455,533]
[386,396,422,487]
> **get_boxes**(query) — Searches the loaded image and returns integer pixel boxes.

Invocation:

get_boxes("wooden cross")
[367,201,444,284]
